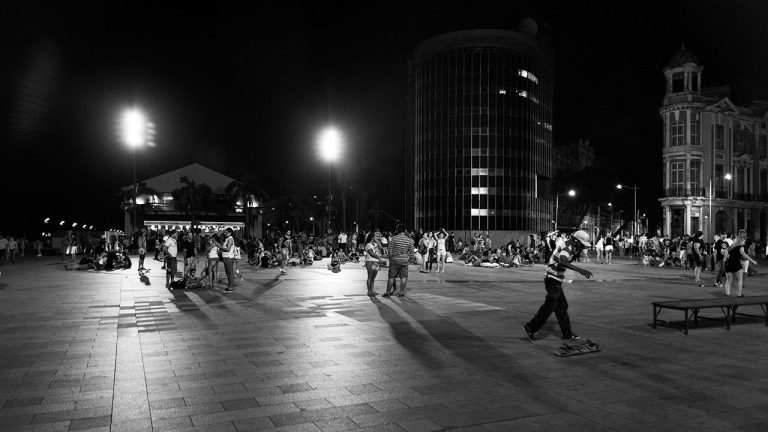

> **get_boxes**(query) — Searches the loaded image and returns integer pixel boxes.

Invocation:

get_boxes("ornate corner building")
[409,23,553,239]
[659,45,768,241]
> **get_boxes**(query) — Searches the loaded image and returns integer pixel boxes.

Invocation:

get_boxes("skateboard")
[138,268,151,276]
[554,340,600,357]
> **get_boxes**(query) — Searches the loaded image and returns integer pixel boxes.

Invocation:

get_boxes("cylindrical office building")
[411,25,553,240]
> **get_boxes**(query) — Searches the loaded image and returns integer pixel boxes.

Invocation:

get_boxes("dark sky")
[2,1,768,233]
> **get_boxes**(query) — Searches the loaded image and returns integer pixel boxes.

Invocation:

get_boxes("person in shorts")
[363,231,385,296]
[384,224,413,298]
[163,230,178,288]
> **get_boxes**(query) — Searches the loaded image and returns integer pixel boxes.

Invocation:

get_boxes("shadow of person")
[139,274,150,285]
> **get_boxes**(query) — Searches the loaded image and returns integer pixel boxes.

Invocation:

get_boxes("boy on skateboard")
[523,230,592,343]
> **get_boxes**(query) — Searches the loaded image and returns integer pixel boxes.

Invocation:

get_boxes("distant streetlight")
[44,218,50,224]
[318,127,342,231]
[60,220,65,226]
[554,189,576,230]
[617,184,639,238]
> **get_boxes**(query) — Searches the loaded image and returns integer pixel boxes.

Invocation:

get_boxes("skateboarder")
[523,230,593,343]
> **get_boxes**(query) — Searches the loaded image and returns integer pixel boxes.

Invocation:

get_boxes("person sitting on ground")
[114,250,132,270]
[497,249,512,268]
[327,249,342,272]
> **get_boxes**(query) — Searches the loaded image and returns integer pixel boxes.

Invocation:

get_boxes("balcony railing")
[664,187,706,198]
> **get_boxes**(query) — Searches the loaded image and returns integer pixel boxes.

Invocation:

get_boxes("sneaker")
[223,288,235,293]
[562,334,581,341]
[523,324,535,343]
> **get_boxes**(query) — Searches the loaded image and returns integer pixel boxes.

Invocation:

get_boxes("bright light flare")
[568,189,576,197]
[318,127,342,162]
[121,108,147,147]
[724,173,732,180]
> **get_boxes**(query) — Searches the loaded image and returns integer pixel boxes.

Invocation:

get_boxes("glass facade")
[411,30,552,232]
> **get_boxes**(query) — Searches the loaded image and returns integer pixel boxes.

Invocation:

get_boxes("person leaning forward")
[523,230,592,343]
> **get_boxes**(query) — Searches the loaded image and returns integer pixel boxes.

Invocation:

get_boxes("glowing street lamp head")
[121,108,147,148]
[568,189,576,197]
[318,127,342,162]
[724,173,732,180]
[616,184,623,190]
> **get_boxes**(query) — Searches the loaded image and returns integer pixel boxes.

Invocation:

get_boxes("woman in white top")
[206,235,221,288]
[435,229,448,273]
[220,229,236,291]
[425,232,437,272]
[364,231,384,297]
[595,235,604,264]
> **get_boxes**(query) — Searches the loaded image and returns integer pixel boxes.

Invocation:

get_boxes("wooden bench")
[652,295,768,334]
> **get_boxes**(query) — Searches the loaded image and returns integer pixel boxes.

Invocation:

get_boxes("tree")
[226,173,271,238]
[172,176,213,231]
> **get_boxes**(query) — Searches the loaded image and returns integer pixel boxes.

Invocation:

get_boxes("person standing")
[604,234,614,264]
[364,231,384,297]
[425,231,437,272]
[691,231,705,287]
[205,235,220,288]
[338,231,347,252]
[7,237,18,264]
[163,230,178,288]
[384,224,414,298]
[137,228,147,271]
[182,232,197,276]
[278,230,293,276]
[712,233,726,288]
[723,236,757,297]
[435,229,448,273]
[523,230,593,343]
[220,228,236,292]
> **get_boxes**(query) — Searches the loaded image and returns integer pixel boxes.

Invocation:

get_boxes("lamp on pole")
[554,189,576,230]
[617,184,639,238]
[709,173,732,242]
[318,127,342,233]
[121,108,153,237]
[608,202,613,235]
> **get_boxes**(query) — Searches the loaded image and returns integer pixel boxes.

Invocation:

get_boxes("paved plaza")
[0,254,767,432]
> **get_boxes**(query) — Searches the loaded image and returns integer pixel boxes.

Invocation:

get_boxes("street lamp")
[554,189,576,230]
[318,127,342,232]
[608,203,613,235]
[120,108,152,236]
[617,184,639,238]
[709,173,732,242]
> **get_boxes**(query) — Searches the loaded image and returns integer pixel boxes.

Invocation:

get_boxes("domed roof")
[668,44,699,68]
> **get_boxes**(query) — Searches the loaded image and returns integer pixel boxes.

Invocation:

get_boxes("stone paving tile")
[269,403,377,427]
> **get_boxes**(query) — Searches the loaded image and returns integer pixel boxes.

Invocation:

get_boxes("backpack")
[169,278,187,290]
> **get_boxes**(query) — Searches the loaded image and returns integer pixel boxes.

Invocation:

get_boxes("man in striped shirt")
[523,230,592,343]
[384,224,414,297]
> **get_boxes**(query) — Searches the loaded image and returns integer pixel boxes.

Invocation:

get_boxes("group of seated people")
[65,250,132,271]
[255,246,360,269]
[459,246,537,268]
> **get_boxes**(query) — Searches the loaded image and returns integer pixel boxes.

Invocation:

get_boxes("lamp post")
[709,173,732,242]
[608,203,613,235]
[554,189,576,230]
[318,127,342,232]
[617,184,639,238]
[121,108,153,236]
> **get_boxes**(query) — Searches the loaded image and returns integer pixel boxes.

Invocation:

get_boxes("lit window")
[471,168,489,175]
[498,89,507,95]
[518,69,539,84]
[470,209,489,216]
[517,90,528,98]
[471,187,489,195]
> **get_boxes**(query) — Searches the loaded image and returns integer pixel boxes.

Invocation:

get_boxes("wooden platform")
[652,295,768,334]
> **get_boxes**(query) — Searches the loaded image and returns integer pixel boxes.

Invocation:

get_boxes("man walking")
[523,230,593,343]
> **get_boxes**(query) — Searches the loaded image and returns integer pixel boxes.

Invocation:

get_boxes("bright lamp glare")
[616,184,623,189]
[318,128,342,161]
[568,189,576,196]
[122,109,147,147]
[724,173,732,180]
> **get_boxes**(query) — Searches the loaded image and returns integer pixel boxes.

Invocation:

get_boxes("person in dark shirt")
[712,233,726,287]
[181,232,197,276]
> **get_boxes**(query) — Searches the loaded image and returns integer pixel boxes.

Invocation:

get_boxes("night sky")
[2,1,768,234]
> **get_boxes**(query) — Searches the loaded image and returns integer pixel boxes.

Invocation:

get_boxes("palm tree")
[172,176,213,231]
[226,173,271,238]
